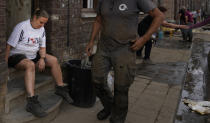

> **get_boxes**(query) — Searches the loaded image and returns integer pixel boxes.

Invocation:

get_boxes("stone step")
[8,69,24,82]
[8,68,51,82]
[5,73,55,114]
[2,90,63,123]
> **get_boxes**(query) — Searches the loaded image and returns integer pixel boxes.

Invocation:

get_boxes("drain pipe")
[67,0,70,47]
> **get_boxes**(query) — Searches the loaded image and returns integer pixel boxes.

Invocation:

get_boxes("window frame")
[81,0,97,18]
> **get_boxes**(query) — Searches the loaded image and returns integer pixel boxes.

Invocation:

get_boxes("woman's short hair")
[158,6,167,13]
[32,9,49,19]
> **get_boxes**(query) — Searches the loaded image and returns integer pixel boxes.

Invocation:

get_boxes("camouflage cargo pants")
[92,43,136,123]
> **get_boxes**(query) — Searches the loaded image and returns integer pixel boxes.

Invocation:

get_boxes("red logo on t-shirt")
[28,38,38,44]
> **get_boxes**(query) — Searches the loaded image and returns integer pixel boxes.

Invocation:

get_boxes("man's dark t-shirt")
[138,15,153,37]
[179,9,186,24]
[96,0,156,44]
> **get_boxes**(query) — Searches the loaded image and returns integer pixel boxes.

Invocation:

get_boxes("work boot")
[97,109,111,120]
[110,118,124,123]
[55,84,73,104]
[142,58,153,64]
[26,95,47,117]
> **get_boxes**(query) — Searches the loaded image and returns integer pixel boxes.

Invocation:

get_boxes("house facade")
[0,0,207,122]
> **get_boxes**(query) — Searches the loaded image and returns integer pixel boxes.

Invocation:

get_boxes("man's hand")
[130,37,146,51]
[86,41,94,56]
[37,58,45,72]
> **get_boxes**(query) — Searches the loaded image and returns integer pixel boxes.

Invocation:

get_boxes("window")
[83,0,97,9]
[83,0,93,8]
[81,0,98,18]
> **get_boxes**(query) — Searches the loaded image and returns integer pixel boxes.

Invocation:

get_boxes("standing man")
[86,0,164,123]
[178,7,187,41]
[185,9,194,42]
[137,6,188,64]
[178,7,193,42]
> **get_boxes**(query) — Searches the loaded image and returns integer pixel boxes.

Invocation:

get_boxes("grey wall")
[6,0,31,38]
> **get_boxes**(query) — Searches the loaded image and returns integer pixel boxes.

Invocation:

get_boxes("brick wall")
[39,0,94,62]
[163,0,175,20]
[0,0,7,117]
[0,0,6,61]
[151,0,176,20]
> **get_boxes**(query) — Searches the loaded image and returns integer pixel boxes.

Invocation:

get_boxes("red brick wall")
[39,0,94,62]
[0,0,6,61]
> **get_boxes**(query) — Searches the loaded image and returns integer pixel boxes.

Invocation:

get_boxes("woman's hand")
[37,58,45,72]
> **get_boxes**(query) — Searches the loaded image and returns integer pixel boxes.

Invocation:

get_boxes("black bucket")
[65,60,96,108]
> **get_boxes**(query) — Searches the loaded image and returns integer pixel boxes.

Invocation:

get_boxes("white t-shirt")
[7,19,46,59]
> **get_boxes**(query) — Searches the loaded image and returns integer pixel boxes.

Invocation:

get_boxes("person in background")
[178,7,194,42]
[197,9,202,23]
[184,9,194,42]
[5,9,73,117]
[178,7,188,41]
[137,6,188,64]
[86,0,164,122]
[191,10,198,24]
[202,10,207,21]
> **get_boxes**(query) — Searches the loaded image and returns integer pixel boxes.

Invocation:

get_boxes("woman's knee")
[51,56,58,64]
[47,55,59,66]
[25,60,35,70]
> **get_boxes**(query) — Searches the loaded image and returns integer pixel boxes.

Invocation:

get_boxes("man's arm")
[185,15,188,24]
[131,8,165,51]
[145,8,165,40]
[162,20,188,29]
[189,17,210,29]
[86,15,102,56]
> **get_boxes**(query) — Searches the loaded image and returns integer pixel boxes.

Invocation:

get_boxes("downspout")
[67,0,70,47]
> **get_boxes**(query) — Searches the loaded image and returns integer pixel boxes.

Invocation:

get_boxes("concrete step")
[8,68,51,82]
[2,90,63,123]
[8,69,24,81]
[5,73,55,113]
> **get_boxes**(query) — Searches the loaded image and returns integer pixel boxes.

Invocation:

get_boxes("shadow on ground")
[136,62,187,85]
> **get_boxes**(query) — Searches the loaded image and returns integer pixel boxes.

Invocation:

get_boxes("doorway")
[6,0,31,38]
[6,0,40,38]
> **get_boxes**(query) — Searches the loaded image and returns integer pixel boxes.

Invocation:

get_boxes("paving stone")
[135,75,152,80]
[127,112,155,123]
[171,85,182,90]
[129,81,149,98]
[148,83,169,90]
[131,96,164,114]
[52,101,106,123]
[156,115,174,123]
[143,82,169,96]
[129,96,138,106]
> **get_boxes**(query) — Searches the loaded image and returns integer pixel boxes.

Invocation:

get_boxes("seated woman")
[5,9,73,117]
